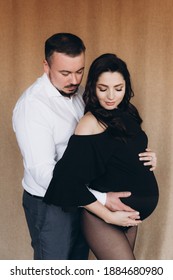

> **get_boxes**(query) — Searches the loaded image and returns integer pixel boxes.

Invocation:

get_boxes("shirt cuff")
[87,188,107,205]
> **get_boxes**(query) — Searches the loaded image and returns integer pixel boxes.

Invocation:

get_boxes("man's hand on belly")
[105,191,136,212]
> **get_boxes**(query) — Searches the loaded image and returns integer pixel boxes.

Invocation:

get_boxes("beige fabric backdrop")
[0,0,173,259]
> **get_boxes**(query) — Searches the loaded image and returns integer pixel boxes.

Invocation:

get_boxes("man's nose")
[70,74,78,85]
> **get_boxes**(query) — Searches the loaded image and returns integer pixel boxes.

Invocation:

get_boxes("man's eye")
[77,70,84,75]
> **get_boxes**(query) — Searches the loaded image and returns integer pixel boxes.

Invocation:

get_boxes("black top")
[44,110,159,220]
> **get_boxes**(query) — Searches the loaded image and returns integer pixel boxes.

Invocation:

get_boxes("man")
[12,33,157,260]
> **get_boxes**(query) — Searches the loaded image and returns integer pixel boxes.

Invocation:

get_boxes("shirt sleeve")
[43,135,107,207]
[88,188,107,205]
[13,98,56,190]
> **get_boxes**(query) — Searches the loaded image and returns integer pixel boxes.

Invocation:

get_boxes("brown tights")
[81,209,138,260]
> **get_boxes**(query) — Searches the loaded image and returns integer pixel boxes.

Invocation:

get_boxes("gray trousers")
[22,190,89,260]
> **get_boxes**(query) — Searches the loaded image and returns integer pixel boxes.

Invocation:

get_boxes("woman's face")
[96,71,126,110]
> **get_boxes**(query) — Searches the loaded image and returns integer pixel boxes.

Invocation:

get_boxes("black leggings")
[81,209,138,260]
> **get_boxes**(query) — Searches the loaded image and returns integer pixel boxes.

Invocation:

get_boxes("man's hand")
[105,191,135,212]
[139,148,157,171]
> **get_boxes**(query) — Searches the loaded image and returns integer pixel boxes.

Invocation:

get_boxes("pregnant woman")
[44,53,159,259]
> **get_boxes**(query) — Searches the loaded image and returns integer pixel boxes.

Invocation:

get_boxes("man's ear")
[43,59,49,74]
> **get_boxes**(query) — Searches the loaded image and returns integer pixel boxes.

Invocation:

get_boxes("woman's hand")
[106,210,142,227]
[139,148,157,171]
[84,200,141,227]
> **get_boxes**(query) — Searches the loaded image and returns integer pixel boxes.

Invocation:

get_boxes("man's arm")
[88,188,134,211]
[13,99,56,192]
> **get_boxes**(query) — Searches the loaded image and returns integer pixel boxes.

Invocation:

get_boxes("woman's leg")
[81,209,137,260]
[125,226,138,250]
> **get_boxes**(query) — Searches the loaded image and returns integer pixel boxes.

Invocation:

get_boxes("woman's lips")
[105,102,115,106]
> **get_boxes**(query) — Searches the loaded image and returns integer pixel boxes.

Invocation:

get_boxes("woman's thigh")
[81,209,136,260]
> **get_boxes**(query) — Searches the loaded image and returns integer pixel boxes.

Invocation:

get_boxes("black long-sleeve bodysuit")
[44,110,159,221]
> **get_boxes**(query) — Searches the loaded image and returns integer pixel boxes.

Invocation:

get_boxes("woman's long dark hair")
[83,53,142,139]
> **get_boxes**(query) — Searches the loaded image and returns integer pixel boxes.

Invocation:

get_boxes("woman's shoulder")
[75,112,104,135]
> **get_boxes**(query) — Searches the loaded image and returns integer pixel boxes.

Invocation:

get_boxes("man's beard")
[57,84,79,98]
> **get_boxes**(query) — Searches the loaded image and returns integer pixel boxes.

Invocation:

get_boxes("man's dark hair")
[45,33,86,64]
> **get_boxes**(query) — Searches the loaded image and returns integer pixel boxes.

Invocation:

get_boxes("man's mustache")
[65,84,79,88]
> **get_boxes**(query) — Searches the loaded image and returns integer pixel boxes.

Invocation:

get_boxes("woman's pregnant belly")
[115,165,159,220]
[92,165,159,220]
[120,192,159,220]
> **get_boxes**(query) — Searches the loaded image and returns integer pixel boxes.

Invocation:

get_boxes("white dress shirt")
[12,73,106,204]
